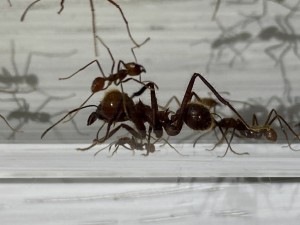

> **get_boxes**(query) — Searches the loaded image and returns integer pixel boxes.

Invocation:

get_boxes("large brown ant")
[20,0,149,56]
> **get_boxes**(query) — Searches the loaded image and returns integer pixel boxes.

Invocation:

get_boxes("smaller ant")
[59,36,150,122]
[194,107,300,157]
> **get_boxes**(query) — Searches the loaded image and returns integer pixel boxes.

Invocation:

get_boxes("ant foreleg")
[59,59,106,80]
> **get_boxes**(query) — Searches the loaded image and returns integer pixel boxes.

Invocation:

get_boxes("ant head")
[264,127,277,142]
[184,103,214,131]
[258,26,278,40]
[25,74,39,87]
[91,77,105,93]
[125,62,146,76]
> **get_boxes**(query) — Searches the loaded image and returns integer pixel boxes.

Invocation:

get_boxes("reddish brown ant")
[20,0,149,56]
[59,36,149,122]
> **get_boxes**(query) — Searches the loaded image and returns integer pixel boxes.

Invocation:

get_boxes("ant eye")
[91,77,105,92]
[265,128,277,142]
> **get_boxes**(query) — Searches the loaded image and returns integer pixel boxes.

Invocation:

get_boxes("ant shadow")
[5,95,86,140]
[0,40,76,95]
[192,19,252,73]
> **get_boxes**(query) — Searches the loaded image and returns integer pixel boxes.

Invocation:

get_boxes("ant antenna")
[57,0,65,14]
[20,0,40,21]
[41,104,98,139]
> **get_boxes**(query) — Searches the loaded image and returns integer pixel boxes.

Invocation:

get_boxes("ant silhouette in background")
[0,40,76,95]
[59,36,150,122]
[20,0,149,57]
[192,19,252,73]
[0,113,17,132]
[6,94,85,140]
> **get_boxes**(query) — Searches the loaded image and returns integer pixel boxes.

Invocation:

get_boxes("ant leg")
[78,123,145,151]
[89,0,98,56]
[218,127,249,158]
[131,37,150,64]
[277,59,292,103]
[59,59,106,80]
[41,104,98,139]
[266,109,300,151]
[20,0,41,21]
[264,42,285,65]
[7,0,12,7]
[96,36,116,74]
[0,114,18,132]
[211,0,221,21]
[57,0,65,14]
[106,0,148,48]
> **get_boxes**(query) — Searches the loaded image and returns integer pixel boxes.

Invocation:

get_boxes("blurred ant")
[1,40,76,94]
[59,36,149,122]
[20,0,149,56]
[192,19,252,72]
[6,94,85,139]
[0,114,17,132]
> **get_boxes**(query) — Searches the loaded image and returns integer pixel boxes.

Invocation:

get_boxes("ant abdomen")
[183,103,214,130]
[91,77,105,92]
[97,90,126,121]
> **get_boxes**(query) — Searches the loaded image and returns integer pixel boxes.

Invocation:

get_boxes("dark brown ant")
[59,36,149,122]
[20,0,149,56]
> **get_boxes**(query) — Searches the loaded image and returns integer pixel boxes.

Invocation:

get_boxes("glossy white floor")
[1,0,300,224]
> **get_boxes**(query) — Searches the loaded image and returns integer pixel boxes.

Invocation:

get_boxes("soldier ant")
[20,0,149,57]
[59,36,149,122]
